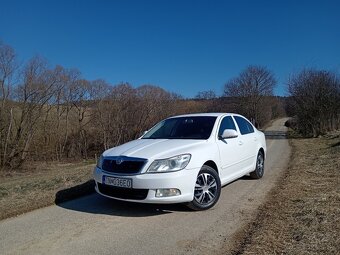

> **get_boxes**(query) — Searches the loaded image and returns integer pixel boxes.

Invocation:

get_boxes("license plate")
[103,176,132,188]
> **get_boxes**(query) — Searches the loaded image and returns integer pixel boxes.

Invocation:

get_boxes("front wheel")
[250,151,265,179]
[187,165,221,211]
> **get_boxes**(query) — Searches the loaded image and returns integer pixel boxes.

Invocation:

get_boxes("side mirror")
[219,129,238,139]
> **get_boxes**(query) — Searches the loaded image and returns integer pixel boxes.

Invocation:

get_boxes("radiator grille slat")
[102,157,147,174]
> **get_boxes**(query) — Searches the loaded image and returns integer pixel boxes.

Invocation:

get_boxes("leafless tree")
[195,90,216,100]
[90,79,113,150]
[223,65,276,127]
[134,85,175,135]
[49,67,81,159]
[5,56,63,166]
[288,69,340,137]
[0,42,18,167]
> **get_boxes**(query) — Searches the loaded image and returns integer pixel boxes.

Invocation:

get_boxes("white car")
[93,113,266,210]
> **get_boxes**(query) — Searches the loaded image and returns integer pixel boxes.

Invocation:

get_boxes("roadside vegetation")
[286,69,340,137]
[228,132,340,254]
[0,161,94,220]
[228,69,340,254]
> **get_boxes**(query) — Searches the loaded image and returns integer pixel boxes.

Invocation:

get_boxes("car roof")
[168,113,239,118]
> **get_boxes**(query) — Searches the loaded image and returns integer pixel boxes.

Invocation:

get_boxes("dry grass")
[229,133,340,255]
[0,161,95,220]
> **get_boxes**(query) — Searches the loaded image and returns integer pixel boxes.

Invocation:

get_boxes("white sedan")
[93,113,266,210]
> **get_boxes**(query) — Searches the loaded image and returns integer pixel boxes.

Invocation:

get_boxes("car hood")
[103,139,206,160]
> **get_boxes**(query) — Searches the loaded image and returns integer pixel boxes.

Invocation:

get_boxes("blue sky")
[1,0,339,97]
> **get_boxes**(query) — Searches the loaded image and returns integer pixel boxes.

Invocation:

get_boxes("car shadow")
[57,193,191,217]
[222,175,256,188]
[238,175,255,181]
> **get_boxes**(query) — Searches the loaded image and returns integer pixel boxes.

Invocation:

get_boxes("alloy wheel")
[194,173,218,205]
[257,153,264,176]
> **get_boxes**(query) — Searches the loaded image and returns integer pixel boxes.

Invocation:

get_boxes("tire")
[250,151,264,179]
[187,165,221,211]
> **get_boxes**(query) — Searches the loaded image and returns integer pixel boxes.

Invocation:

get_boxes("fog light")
[155,188,181,197]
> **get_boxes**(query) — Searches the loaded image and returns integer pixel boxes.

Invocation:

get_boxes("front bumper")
[93,167,199,204]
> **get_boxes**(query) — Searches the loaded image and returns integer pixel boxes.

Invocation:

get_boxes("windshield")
[142,116,217,140]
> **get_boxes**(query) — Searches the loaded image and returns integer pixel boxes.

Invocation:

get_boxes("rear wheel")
[250,151,264,179]
[187,165,221,211]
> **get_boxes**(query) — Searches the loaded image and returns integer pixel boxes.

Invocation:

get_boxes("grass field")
[228,132,340,254]
[0,161,95,220]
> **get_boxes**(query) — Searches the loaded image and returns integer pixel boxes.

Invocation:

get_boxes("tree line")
[1,40,338,169]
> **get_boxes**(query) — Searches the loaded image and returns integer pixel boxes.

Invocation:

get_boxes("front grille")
[97,183,148,200]
[102,157,147,174]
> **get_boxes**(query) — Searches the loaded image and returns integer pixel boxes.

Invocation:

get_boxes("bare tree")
[133,85,175,136]
[0,42,18,168]
[0,42,17,104]
[68,79,94,159]
[194,90,220,112]
[195,90,216,100]
[6,56,64,166]
[90,79,112,150]
[47,67,81,160]
[223,65,276,127]
[288,69,340,137]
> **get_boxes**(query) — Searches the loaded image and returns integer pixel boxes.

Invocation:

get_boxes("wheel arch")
[259,147,265,160]
[203,160,219,174]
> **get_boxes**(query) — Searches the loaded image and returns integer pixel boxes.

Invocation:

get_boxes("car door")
[216,116,244,182]
[233,116,257,173]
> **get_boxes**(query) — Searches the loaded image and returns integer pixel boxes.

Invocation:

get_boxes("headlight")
[97,155,104,169]
[147,154,191,173]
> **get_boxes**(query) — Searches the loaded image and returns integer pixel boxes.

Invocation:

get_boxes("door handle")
[238,141,243,145]
[254,137,257,141]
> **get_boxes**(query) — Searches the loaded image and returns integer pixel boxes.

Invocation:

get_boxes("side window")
[218,116,237,136]
[234,116,254,135]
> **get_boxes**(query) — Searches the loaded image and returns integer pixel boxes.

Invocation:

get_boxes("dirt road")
[0,118,290,255]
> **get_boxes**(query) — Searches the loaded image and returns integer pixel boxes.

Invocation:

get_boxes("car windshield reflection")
[142,116,217,140]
